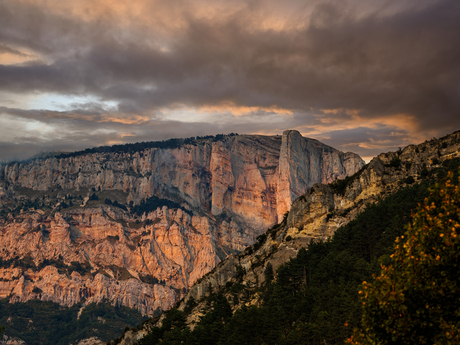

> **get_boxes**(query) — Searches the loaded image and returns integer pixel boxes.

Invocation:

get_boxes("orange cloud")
[100,114,150,125]
[15,0,307,38]
[301,109,421,138]
[198,102,293,116]
[0,46,40,65]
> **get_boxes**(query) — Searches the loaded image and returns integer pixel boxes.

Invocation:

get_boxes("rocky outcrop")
[0,132,364,316]
[0,335,26,345]
[75,338,103,345]
[108,130,460,344]
[0,207,223,314]
[276,130,363,220]
[3,266,177,316]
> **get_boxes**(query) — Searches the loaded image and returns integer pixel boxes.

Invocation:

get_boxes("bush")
[112,200,127,211]
[32,287,43,294]
[405,176,415,184]
[89,193,99,201]
[388,156,401,168]
[421,167,429,178]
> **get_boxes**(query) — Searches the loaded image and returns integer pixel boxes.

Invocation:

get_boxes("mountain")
[0,131,363,337]
[109,130,460,345]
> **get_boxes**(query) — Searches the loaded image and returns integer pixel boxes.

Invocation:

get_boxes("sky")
[0,0,459,163]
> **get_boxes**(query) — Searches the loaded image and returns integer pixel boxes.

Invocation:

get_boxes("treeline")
[131,195,192,217]
[0,300,147,345]
[0,256,92,276]
[135,158,460,345]
[54,133,238,159]
[104,198,127,211]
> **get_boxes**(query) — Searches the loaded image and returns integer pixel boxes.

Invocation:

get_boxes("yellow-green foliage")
[350,171,460,344]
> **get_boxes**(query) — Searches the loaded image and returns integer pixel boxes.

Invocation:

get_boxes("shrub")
[89,193,98,201]
[388,156,401,168]
[405,176,415,184]
[32,287,43,294]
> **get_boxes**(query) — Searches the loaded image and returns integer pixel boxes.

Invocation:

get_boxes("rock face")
[0,131,364,316]
[187,131,460,301]
[276,130,362,220]
[108,130,460,345]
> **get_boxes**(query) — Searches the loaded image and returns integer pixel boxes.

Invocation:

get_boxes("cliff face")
[0,131,364,316]
[108,130,460,345]
[1,131,363,228]
[276,130,363,220]
[191,132,460,300]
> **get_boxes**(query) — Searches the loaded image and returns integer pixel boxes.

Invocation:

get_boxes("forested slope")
[0,301,147,345]
[120,157,460,345]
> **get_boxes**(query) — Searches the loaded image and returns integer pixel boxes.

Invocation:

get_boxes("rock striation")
[0,131,363,316]
[108,130,460,345]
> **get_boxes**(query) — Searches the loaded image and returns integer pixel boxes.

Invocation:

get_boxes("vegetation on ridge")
[53,133,238,160]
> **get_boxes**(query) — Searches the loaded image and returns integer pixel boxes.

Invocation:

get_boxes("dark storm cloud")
[0,106,285,162]
[0,0,459,161]
[0,105,404,162]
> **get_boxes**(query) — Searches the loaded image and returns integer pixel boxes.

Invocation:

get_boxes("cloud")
[0,0,459,161]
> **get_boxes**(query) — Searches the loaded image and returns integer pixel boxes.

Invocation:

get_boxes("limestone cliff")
[109,130,460,345]
[0,131,363,316]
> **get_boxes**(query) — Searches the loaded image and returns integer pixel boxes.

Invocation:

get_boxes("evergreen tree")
[264,262,274,285]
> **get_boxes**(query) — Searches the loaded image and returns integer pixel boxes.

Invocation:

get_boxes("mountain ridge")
[0,131,363,323]
[108,129,460,345]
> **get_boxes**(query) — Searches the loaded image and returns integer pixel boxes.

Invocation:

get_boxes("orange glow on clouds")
[100,114,150,125]
[302,109,421,140]
[198,102,293,116]
[16,0,308,37]
[0,46,40,65]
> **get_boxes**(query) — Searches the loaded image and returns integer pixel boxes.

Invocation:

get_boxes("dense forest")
[132,159,460,345]
[0,300,148,345]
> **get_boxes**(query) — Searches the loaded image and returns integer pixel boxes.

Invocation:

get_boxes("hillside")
[0,131,363,344]
[110,130,460,344]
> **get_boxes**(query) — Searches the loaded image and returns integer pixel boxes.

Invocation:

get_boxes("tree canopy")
[350,170,460,344]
